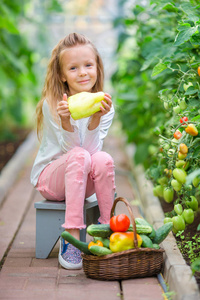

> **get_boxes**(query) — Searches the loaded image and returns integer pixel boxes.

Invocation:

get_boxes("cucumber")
[61,231,91,255]
[128,224,152,234]
[152,222,173,244]
[87,223,152,238]
[135,217,156,240]
[89,245,113,256]
[148,226,156,240]
[152,243,160,250]
[87,224,113,238]
[93,237,110,248]
[140,234,154,248]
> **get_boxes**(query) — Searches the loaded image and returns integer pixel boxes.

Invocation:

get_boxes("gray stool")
[34,194,100,259]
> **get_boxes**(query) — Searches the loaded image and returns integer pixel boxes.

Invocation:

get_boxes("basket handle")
[110,197,138,249]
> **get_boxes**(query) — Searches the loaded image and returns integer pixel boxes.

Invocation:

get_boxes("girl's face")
[61,45,97,96]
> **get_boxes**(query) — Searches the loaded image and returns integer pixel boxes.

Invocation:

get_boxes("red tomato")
[110,214,130,232]
[173,130,182,140]
[180,116,188,124]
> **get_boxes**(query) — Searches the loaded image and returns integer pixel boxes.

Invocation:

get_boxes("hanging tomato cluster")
[151,112,200,233]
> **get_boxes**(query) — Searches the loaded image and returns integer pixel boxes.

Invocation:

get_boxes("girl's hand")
[95,93,112,117]
[88,93,112,130]
[57,94,74,132]
[57,93,71,120]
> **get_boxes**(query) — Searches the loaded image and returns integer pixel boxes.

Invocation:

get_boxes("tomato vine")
[112,0,200,232]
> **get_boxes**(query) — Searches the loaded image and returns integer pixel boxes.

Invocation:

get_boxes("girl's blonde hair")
[36,32,104,140]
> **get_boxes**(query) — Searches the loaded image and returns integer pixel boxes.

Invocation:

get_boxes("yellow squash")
[68,91,105,120]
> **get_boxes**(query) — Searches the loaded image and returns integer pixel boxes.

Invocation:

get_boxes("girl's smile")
[61,45,97,95]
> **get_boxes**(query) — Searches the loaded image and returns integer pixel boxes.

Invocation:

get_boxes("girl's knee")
[92,151,114,171]
[65,147,91,170]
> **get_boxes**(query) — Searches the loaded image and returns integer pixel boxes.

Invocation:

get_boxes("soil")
[0,128,31,173]
[160,198,200,290]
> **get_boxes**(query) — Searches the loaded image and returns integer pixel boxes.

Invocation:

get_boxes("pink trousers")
[36,147,115,229]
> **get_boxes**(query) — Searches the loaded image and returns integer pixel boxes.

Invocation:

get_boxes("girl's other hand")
[57,93,71,120]
[96,92,112,117]
[88,93,112,130]
[57,94,74,132]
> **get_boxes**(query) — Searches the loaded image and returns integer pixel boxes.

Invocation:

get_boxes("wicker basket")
[82,197,164,281]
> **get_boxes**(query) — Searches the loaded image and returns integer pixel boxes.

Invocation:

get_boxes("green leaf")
[177,23,191,31]
[197,224,200,231]
[180,3,199,23]
[140,56,155,71]
[184,87,198,95]
[134,143,149,165]
[152,63,167,77]
[186,169,200,185]
[162,3,178,13]
[174,26,198,46]
[191,258,200,274]
[191,116,200,121]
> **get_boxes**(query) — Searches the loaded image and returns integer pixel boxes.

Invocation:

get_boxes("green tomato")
[164,102,169,110]
[171,138,179,146]
[148,145,158,155]
[158,176,168,186]
[172,227,179,234]
[153,127,161,135]
[175,160,185,168]
[192,177,200,187]
[173,105,181,114]
[174,204,183,215]
[153,185,164,197]
[183,161,190,171]
[172,168,187,184]
[159,138,164,145]
[171,179,182,192]
[179,100,187,110]
[186,196,198,211]
[185,185,192,191]
[183,82,193,92]
[163,143,170,150]
[172,215,185,231]
[182,209,194,224]
[163,187,174,203]
[178,152,187,160]
[167,148,175,157]
[164,217,172,224]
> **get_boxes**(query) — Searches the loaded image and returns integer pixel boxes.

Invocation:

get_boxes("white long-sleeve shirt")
[30,99,115,187]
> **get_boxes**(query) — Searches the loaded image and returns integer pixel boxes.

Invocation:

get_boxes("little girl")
[30,33,115,269]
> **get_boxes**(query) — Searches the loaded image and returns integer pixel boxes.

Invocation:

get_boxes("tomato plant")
[112,0,200,236]
[112,0,200,285]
